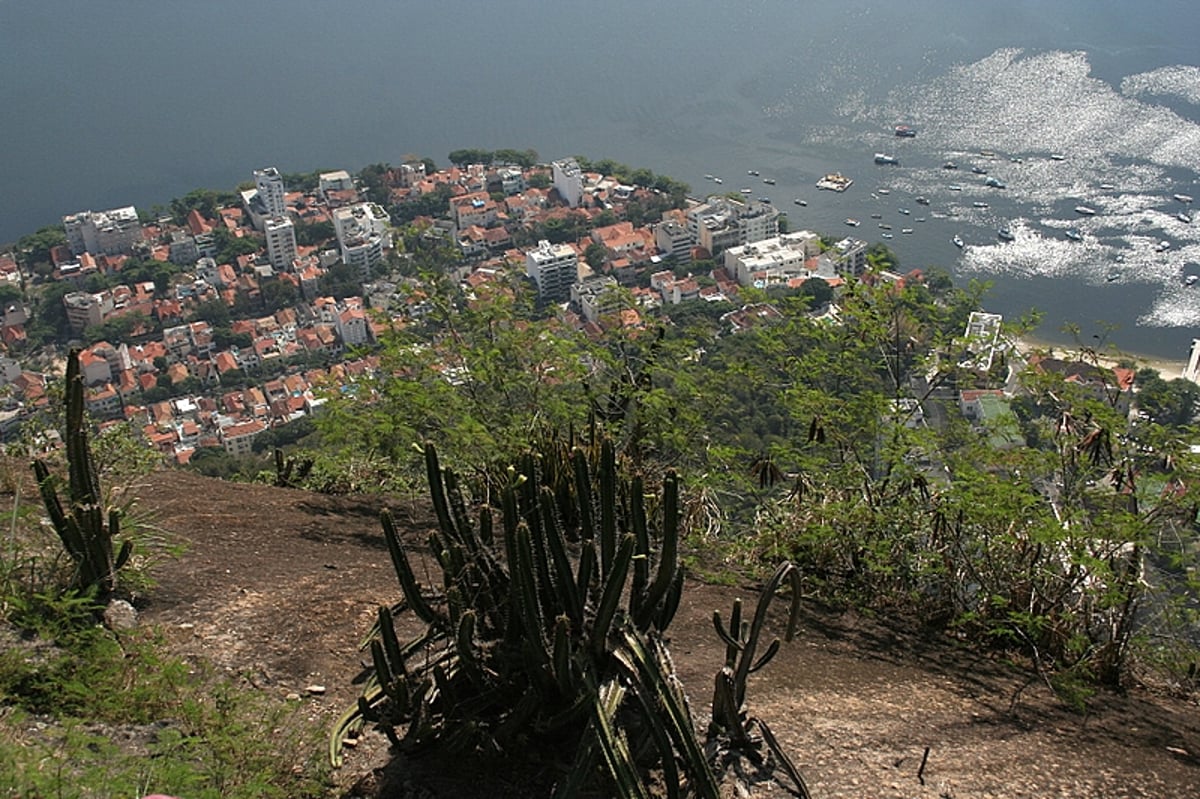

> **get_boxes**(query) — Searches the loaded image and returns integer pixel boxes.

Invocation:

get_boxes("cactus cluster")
[32,348,132,599]
[332,437,716,797]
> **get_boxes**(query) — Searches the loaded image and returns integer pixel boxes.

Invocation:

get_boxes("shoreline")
[1016,333,1190,379]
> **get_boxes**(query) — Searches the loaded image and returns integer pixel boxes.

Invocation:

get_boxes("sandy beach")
[1016,335,1192,380]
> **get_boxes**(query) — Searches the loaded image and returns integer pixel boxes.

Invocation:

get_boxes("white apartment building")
[571,275,621,324]
[685,196,779,257]
[254,167,287,217]
[552,158,584,208]
[525,239,579,302]
[723,231,824,287]
[63,291,114,333]
[63,206,142,256]
[333,203,391,277]
[319,170,354,195]
[264,216,297,272]
[653,219,693,262]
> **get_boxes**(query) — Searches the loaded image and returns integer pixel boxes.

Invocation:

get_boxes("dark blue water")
[3,0,1199,359]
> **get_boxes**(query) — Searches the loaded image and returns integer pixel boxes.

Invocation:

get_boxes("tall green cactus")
[32,348,132,599]
[332,436,712,797]
[709,562,810,798]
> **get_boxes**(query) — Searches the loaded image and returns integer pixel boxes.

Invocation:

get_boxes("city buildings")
[264,216,297,272]
[63,206,142,256]
[525,239,579,302]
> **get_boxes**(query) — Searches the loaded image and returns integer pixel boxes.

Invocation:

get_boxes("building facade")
[525,239,578,302]
[264,216,297,272]
[254,167,287,217]
[63,206,142,256]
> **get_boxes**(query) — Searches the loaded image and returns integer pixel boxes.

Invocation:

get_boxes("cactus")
[32,348,132,599]
[708,561,810,798]
[332,436,713,797]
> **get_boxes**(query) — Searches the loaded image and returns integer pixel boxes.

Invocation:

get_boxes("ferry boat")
[997,227,1015,241]
[1064,228,1083,242]
[894,125,917,137]
[1075,205,1097,216]
[816,173,853,192]
[1174,193,1194,204]
[845,217,860,227]
[952,235,965,248]
[874,153,900,166]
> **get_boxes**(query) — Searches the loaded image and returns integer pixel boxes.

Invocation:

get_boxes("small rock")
[305,684,326,695]
[285,692,302,701]
[103,599,138,631]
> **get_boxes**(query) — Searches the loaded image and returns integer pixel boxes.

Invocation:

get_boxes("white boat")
[948,184,963,191]
[997,227,1014,241]
[901,228,914,234]
[1156,240,1171,252]
[713,177,722,184]
[1099,183,1115,190]
[877,188,891,195]
[952,235,965,248]
[973,201,989,209]
[763,178,775,185]
[1187,275,1198,286]
[874,153,900,166]
[881,232,894,239]
[1050,153,1066,161]
[748,170,760,176]
[898,208,910,215]
[984,176,1006,189]
[1178,212,1192,224]
[879,223,892,230]
[845,218,860,227]
[793,198,807,206]
[1174,193,1193,204]
[741,187,753,194]
[1065,228,1083,241]
[1075,205,1097,215]
[870,213,882,219]
[704,174,714,180]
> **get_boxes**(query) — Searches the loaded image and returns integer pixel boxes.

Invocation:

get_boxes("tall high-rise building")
[254,167,287,218]
[264,216,297,272]
[525,239,578,302]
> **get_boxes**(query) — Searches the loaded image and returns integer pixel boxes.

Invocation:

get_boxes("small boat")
[748,170,760,176]
[971,166,988,175]
[1010,156,1024,164]
[1174,193,1193,204]
[704,174,714,180]
[1178,212,1192,224]
[901,228,914,234]
[879,223,892,230]
[793,198,807,206]
[973,201,989,209]
[894,125,917,137]
[1075,205,1097,215]
[881,232,894,239]
[870,213,882,219]
[741,187,753,194]
[984,176,1006,189]
[1186,275,1199,286]
[952,235,965,248]
[1065,228,1083,241]
[979,150,996,158]
[877,187,891,195]
[758,197,772,203]
[1099,183,1115,190]
[915,196,931,205]
[898,208,910,215]
[845,218,860,227]
[1106,271,1121,283]
[943,161,958,170]
[874,153,900,166]
[713,177,722,184]
[997,227,1015,241]
[763,178,775,185]
[948,184,963,191]
[916,217,926,222]
[1156,240,1171,252]
[1050,153,1066,161]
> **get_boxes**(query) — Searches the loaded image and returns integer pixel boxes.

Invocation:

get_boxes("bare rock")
[104,599,138,631]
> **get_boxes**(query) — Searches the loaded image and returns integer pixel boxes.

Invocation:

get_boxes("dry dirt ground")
[133,470,1200,798]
